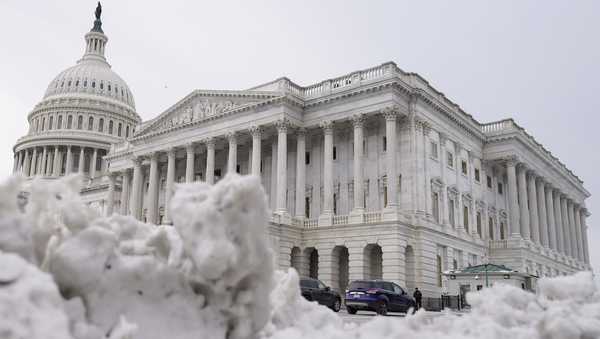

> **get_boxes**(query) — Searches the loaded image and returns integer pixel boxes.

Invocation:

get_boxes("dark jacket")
[413,290,422,300]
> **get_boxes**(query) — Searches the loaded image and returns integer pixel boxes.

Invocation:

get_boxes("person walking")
[413,287,423,310]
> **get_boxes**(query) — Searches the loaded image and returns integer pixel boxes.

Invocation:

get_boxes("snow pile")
[1,173,599,339]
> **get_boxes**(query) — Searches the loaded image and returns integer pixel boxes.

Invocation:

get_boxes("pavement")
[337,308,464,325]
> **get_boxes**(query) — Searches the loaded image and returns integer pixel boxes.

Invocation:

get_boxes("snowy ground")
[1,174,599,339]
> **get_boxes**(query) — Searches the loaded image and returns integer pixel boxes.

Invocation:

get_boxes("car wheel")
[347,306,357,314]
[331,298,341,312]
[377,301,388,316]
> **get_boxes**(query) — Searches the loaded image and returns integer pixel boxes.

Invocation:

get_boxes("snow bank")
[0,174,599,339]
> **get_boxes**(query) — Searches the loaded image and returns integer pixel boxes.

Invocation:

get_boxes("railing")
[304,218,318,228]
[280,62,396,99]
[489,240,508,249]
[363,211,382,223]
[332,215,349,225]
[480,119,514,134]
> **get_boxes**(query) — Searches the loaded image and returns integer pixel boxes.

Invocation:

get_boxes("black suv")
[300,277,342,312]
[344,280,415,315]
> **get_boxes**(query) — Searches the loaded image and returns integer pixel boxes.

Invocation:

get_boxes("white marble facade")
[12,8,591,298]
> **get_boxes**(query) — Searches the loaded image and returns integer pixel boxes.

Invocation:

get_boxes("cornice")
[29,96,140,122]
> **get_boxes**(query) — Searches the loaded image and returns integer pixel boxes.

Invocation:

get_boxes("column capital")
[226,131,238,143]
[503,155,520,167]
[185,143,195,153]
[166,147,176,156]
[422,120,432,136]
[296,127,307,137]
[132,156,143,166]
[527,169,538,179]
[67,145,72,150]
[147,151,158,161]
[381,105,400,121]
[204,137,216,148]
[274,118,292,133]
[350,113,366,127]
[319,120,334,134]
[248,125,262,137]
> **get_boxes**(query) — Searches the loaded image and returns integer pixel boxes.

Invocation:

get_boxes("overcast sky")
[1,1,598,271]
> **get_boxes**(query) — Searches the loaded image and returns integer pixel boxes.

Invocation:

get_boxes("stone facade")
[12,7,591,298]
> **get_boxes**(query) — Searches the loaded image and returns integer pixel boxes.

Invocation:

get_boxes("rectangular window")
[449,199,455,227]
[333,146,337,160]
[214,169,222,178]
[476,211,482,237]
[305,152,310,165]
[333,193,337,215]
[447,152,454,168]
[236,164,241,173]
[383,136,387,152]
[488,217,494,240]
[437,255,443,287]
[474,168,480,182]
[461,160,468,175]
[432,192,440,223]
[487,175,492,188]
[430,142,438,159]
[383,185,388,208]
[498,182,503,195]
[463,206,469,232]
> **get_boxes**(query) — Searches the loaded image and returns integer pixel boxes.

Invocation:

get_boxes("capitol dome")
[41,21,135,110]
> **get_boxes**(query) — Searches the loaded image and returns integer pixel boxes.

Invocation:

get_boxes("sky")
[0,1,598,271]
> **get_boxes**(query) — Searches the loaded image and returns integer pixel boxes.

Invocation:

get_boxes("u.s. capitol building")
[12,6,591,299]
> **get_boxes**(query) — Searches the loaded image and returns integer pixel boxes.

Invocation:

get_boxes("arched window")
[100,82,104,90]
[88,116,94,131]
[57,115,63,129]
[67,115,73,129]
[92,81,96,88]
[48,116,54,130]
[108,120,113,134]
[98,118,104,132]
[34,118,39,132]
[41,117,46,131]
[77,116,83,129]
[125,125,130,138]
[118,122,122,137]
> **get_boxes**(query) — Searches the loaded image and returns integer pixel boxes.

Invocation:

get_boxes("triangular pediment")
[135,90,279,136]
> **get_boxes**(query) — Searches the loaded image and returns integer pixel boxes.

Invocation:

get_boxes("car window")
[392,284,403,294]
[318,280,326,289]
[382,282,394,291]
[349,281,375,290]
[300,279,318,288]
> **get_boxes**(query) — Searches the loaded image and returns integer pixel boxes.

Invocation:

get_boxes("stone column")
[295,128,306,218]
[17,151,24,173]
[546,184,558,251]
[536,179,549,248]
[51,146,60,177]
[227,132,238,174]
[12,153,19,173]
[78,147,85,174]
[580,210,590,264]
[555,197,571,256]
[553,191,564,254]
[147,152,159,224]
[383,108,399,213]
[205,138,216,184]
[527,172,540,244]
[351,114,365,217]
[249,126,262,176]
[319,120,334,225]
[574,205,584,261]
[185,143,195,183]
[439,134,448,225]
[131,158,143,220]
[89,148,98,178]
[517,164,530,240]
[40,147,47,176]
[120,169,131,215]
[30,148,38,176]
[164,148,176,225]
[65,146,73,175]
[23,150,31,177]
[567,200,577,259]
[106,173,116,216]
[506,157,521,238]
[274,121,288,214]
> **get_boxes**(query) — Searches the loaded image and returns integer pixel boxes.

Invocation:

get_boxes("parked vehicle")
[344,280,415,315]
[300,277,342,312]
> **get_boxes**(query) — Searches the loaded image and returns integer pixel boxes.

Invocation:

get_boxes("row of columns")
[13,146,105,178]
[113,110,402,226]
[505,157,589,263]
